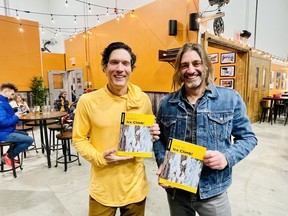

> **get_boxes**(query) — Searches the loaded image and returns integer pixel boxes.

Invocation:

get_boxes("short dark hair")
[101,42,136,71]
[0,82,18,92]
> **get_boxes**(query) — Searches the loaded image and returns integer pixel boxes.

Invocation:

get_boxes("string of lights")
[0,2,135,39]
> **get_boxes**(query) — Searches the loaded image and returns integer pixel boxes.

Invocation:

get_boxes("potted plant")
[29,76,48,107]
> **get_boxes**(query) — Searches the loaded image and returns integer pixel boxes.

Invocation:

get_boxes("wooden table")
[262,97,288,124]
[20,111,68,168]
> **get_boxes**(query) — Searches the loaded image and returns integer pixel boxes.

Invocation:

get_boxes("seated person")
[54,91,71,128]
[54,91,69,112]
[0,83,33,167]
[69,98,79,121]
[9,94,30,114]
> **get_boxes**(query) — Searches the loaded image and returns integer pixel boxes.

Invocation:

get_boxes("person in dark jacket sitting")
[0,83,33,167]
[53,91,69,112]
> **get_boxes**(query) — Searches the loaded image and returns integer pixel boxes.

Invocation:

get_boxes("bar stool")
[0,142,23,178]
[55,130,81,171]
[25,119,59,153]
[16,124,38,156]
[48,124,62,151]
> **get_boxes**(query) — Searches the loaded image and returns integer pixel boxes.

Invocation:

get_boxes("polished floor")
[0,118,287,216]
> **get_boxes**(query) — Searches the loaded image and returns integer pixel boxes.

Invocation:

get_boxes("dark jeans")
[5,130,33,158]
[167,190,231,216]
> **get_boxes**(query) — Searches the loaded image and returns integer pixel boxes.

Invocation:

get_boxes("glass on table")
[42,105,51,115]
[34,106,40,115]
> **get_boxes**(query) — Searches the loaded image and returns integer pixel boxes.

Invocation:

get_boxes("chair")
[273,101,285,123]
[55,127,81,172]
[48,123,62,151]
[259,100,273,123]
[0,142,23,178]
[284,104,288,126]
[16,124,38,156]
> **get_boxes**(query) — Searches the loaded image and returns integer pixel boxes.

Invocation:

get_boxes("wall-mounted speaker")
[189,13,199,31]
[168,20,177,36]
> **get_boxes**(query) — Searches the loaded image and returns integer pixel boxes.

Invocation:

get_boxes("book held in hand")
[117,112,155,157]
[159,138,207,193]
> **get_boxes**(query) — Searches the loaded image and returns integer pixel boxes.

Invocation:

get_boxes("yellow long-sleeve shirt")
[72,83,153,206]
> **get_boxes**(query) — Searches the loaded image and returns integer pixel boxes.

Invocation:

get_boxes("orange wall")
[41,52,66,88]
[65,0,199,92]
[0,15,42,91]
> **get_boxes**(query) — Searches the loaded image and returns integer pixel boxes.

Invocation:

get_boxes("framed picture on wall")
[220,78,234,89]
[220,66,235,77]
[220,52,235,64]
[208,53,219,64]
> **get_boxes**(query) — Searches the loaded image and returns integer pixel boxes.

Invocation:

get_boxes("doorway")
[48,69,84,105]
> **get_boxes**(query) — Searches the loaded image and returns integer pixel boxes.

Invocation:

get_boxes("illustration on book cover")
[118,112,155,157]
[159,138,207,193]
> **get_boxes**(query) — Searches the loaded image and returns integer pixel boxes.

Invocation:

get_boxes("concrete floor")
[0,119,287,216]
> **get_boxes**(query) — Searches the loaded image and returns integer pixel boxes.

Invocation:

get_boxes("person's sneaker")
[4,155,19,168]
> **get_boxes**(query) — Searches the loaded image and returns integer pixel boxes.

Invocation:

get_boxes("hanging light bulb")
[106,7,109,16]
[73,28,77,38]
[116,16,119,21]
[121,9,125,18]
[130,10,135,17]
[16,10,20,20]
[51,14,55,23]
[39,26,45,34]
[88,4,91,13]
[65,0,68,7]
[74,15,77,24]
[58,28,62,35]
[19,23,23,32]
[97,15,100,23]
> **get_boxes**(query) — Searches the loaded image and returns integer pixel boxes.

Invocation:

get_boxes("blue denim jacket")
[153,83,257,199]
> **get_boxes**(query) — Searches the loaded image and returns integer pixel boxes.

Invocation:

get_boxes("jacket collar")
[0,94,8,102]
[168,83,218,104]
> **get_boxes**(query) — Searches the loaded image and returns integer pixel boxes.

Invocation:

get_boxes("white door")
[48,69,84,106]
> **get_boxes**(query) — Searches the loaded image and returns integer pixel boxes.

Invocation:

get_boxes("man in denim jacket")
[153,43,257,216]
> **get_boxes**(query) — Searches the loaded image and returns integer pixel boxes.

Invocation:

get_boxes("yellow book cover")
[159,138,207,193]
[117,112,155,157]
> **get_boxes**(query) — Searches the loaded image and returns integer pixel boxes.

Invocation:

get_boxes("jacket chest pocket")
[160,117,177,144]
[160,115,187,143]
[207,112,233,141]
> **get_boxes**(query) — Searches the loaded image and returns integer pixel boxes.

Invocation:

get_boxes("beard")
[182,70,206,89]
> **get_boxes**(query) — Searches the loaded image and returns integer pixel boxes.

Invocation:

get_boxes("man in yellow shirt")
[72,42,160,216]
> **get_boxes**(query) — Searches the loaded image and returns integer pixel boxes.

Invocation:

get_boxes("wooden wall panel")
[246,55,271,122]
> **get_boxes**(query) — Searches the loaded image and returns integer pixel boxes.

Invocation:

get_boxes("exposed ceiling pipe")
[3,0,10,16]
[253,0,258,48]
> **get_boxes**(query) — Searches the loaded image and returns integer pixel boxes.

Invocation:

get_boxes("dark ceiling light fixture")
[240,30,251,39]
[208,0,230,7]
